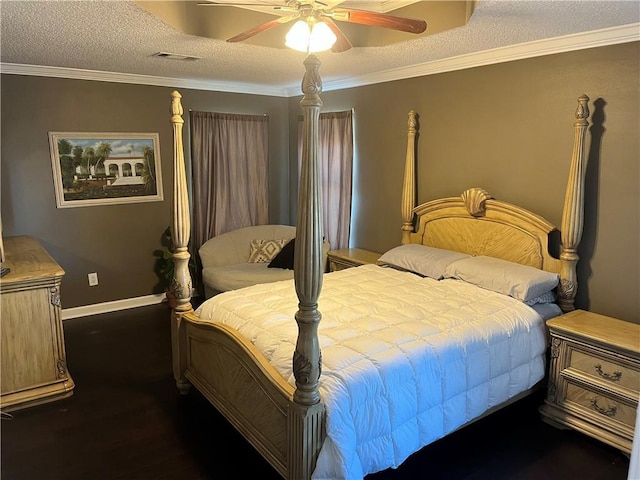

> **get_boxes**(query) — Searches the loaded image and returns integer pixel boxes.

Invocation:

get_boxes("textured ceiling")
[1,1,639,96]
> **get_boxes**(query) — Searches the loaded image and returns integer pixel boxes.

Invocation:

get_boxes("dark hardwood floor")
[1,303,631,480]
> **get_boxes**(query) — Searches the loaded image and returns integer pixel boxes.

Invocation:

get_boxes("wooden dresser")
[539,309,639,454]
[0,236,74,411]
[327,248,381,272]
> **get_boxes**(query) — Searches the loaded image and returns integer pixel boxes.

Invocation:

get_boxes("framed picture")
[49,132,163,208]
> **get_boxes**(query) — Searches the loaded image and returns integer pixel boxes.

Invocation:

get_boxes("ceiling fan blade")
[322,17,352,53]
[331,8,427,34]
[227,14,297,43]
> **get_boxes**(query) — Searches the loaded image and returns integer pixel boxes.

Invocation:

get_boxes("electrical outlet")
[88,272,99,286]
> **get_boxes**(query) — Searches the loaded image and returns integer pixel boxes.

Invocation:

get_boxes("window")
[190,111,269,251]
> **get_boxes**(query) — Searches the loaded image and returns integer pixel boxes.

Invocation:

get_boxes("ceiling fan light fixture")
[285,20,310,52]
[309,21,337,52]
[285,19,337,53]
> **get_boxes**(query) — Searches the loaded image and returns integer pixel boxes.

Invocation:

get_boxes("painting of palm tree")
[48,132,163,208]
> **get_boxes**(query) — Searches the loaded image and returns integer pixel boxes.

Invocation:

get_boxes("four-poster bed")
[168,54,590,479]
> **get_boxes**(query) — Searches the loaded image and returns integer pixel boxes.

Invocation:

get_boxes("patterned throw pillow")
[248,239,289,263]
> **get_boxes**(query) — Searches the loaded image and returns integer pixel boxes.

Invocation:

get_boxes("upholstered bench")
[199,225,329,298]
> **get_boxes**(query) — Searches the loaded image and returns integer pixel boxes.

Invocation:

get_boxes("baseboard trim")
[62,293,167,320]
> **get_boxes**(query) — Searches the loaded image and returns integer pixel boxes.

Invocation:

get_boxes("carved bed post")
[401,110,418,244]
[169,90,193,311]
[289,54,326,479]
[293,54,324,407]
[557,94,590,312]
[170,90,194,394]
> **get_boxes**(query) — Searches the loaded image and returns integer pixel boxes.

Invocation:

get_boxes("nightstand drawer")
[569,349,640,394]
[564,382,637,430]
[329,259,352,272]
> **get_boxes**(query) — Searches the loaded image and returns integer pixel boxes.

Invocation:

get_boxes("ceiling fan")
[196,1,427,53]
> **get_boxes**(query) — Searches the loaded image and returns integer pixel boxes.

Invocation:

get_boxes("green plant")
[153,227,197,293]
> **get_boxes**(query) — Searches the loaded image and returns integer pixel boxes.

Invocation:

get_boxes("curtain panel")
[190,111,269,252]
[298,110,354,250]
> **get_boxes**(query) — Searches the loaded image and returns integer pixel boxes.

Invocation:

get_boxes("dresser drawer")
[569,348,640,394]
[564,382,637,430]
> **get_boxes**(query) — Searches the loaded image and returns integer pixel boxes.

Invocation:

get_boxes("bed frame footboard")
[172,310,324,478]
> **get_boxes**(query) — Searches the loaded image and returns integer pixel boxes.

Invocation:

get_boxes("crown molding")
[0,63,290,97]
[1,23,638,98]
[314,23,640,95]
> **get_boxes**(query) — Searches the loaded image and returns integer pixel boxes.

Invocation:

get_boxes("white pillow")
[443,255,559,302]
[378,244,471,279]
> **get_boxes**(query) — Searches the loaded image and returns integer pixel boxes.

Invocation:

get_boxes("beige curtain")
[298,110,353,250]
[191,111,269,252]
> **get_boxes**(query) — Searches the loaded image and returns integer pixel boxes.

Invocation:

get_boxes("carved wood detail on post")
[293,55,324,407]
[169,90,193,314]
[558,94,590,312]
[401,110,418,244]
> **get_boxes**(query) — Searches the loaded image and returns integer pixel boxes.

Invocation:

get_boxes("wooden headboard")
[409,188,560,271]
[400,97,590,313]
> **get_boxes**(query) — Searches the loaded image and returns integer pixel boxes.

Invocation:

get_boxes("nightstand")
[539,309,639,454]
[327,248,381,272]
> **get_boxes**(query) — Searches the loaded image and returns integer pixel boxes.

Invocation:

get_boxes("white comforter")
[196,264,548,480]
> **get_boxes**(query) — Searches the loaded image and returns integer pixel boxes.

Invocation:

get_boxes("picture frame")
[49,132,163,208]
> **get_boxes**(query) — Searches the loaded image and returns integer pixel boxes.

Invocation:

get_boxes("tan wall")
[0,76,290,308]
[2,41,638,322]
[290,41,639,323]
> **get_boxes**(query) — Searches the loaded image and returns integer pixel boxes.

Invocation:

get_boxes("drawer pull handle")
[594,363,622,381]
[590,398,617,417]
